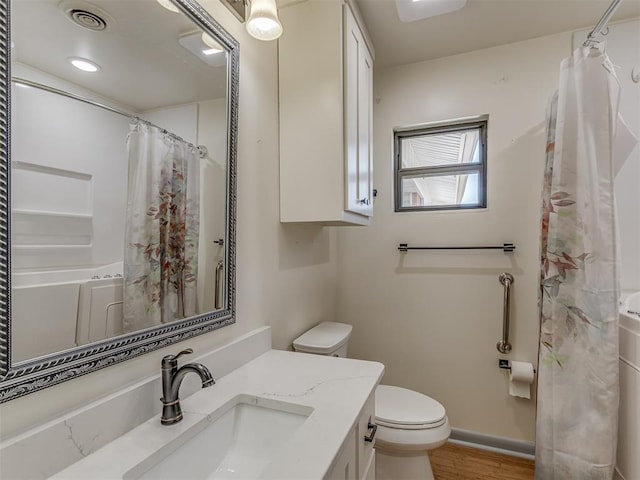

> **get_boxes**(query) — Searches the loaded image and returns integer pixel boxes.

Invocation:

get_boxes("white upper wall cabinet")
[279,0,374,225]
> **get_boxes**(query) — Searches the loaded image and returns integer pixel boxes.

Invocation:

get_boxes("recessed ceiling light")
[157,0,180,13]
[395,0,467,22]
[69,57,101,72]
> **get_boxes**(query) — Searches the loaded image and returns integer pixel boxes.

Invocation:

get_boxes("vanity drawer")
[357,391,376,479]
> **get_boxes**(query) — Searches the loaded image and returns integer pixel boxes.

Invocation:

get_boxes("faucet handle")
[161,348,193,368]
[174,348,193,360]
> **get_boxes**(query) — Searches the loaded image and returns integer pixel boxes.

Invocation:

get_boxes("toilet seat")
[377,417,447,430]
[375,419,451,451]
[375,385,446,430]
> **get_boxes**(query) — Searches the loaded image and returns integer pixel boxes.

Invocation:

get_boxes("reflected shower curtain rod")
[11,76,208,158]
[583,0,623,47]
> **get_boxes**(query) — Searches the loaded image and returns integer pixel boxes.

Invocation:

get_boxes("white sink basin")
[125,395,312,480]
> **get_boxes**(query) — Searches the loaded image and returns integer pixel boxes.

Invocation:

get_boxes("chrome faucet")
[160,348,215,425]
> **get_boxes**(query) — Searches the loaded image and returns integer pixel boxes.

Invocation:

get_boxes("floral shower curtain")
[124,120,200,332]
[536,47,620,479]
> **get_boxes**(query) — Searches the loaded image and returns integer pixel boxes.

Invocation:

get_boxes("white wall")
[0,0,338,437]
[142,103,199,145]
[197,98,227,312]
[11,67,129,271]
[10,68,131,362]
[337,32,575,443]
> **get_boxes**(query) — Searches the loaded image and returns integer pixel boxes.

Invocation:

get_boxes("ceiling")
[353,0,640,68]
[12,0,640,103]
[11,0,228,112]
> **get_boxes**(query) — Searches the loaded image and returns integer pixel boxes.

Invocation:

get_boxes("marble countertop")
[50,350,385,480]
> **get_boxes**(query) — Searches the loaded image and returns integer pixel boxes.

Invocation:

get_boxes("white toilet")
[293,322,450,480]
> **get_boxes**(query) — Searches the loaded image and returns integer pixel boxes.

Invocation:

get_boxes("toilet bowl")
[293,322,450,480]
[375,385,450,479]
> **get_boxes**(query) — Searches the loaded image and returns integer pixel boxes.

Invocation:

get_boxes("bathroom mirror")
[0,0,239,401]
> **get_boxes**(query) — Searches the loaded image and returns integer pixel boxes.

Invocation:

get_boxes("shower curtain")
[536,47,620,479]
[124,120,200,332]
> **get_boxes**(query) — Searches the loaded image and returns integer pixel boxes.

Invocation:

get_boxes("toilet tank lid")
[293,322,352,354]
[375,385,446,426]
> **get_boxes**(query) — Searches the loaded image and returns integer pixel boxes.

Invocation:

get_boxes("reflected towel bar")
[398,243,516,253]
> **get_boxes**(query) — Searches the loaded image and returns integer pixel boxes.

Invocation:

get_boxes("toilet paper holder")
[499,359,536,373]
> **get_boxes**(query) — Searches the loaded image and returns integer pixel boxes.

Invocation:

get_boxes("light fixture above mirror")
[160,0,283,42]
[219,0,283,41]
[219,0,247,22]
[246,0,282,41]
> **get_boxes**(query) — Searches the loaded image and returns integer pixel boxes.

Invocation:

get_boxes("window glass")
[395,117,487,212]
[400,173,480,208]
[400,129,481,169]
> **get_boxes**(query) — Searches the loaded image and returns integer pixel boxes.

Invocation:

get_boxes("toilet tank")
[293,322,353,357]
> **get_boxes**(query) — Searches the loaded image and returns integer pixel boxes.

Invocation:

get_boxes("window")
[394,116,488,212]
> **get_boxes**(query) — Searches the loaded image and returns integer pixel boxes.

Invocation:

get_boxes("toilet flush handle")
[364,422,377,442]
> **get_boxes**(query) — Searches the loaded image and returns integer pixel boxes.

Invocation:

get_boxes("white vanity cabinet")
[18,348,385,480]
[279,0,374,226]
[328,429,357,480]
[327,391,376,480]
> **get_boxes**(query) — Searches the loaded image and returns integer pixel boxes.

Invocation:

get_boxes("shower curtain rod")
[583,0,623,47]
[11,76,208,158]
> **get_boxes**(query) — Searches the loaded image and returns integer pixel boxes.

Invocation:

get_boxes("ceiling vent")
[59,1,113,31]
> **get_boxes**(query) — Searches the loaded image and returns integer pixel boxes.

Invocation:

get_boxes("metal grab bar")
[398,243,515,253]
[214,260,224,309]
[496,273,514,354]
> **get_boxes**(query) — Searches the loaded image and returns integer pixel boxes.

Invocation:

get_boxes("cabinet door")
[363,451,375,480]
[357,39,373,217]
[327,429,357,480]
[344,6,373,217]
[357,392,376,479]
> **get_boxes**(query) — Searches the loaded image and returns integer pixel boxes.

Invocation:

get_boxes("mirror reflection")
[10,0,230,363]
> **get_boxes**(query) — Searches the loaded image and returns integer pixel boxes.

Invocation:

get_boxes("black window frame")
[394,116,488,212]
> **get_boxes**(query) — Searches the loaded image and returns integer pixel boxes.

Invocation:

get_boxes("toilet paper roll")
[509,361,535,399]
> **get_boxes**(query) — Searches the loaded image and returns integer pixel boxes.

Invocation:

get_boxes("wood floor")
[428,443,535,480]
